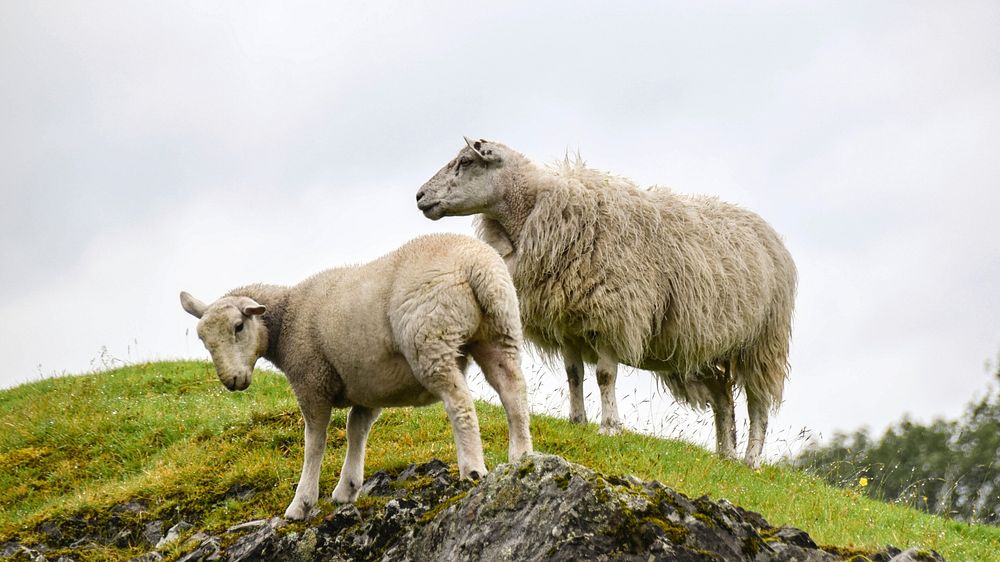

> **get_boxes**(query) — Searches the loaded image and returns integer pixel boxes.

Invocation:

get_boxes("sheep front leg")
[285,400,333,520]
[596,353,624,435]
[332,405,381,503]
[561,348,587,424]
[471,343,533,460]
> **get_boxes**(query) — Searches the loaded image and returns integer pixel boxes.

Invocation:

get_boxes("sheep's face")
[179,292,267,392]
[416,137,508,220]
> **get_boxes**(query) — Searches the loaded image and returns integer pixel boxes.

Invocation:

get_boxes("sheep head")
[416,137,509,220]
[179,291,267,392]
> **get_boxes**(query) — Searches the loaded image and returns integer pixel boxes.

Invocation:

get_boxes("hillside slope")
[1,362,997,560]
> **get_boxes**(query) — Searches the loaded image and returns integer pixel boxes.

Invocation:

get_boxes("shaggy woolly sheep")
[179,233,533,519]
[415,138,796,467]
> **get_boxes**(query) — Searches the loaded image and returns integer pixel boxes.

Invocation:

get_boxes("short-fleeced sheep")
[415,138,796,467]
[179,233,533,519]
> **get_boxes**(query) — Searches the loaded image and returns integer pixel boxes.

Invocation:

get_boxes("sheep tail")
[465,258,524,350]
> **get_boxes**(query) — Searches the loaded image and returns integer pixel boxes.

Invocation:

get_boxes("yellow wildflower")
[859,477,869,488]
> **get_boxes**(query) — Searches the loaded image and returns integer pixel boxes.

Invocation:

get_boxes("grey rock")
[175,533,221,562]
[394,463,420,483]
[226,520,268,534]
[357,470,393,498]
[143,520,164,547]
[884,546,905,558]
[1,541,22,557]
[110,500,148,514]
[126,553,164,562]
[398,453,766,561]
[155,520,193,550]
[624,474,644,487]
[272,528,323,562]
[322,503,363,535]
[771,526,818,549]
[889,548,947,562]
[110,528,133,548]
[225,522,278,562]
[37,522,63,543]
[185,532,211,545]
[768,543,842,562]
[5,544,48,562]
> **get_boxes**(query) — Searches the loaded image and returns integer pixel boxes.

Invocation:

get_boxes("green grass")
[1,361,998,561]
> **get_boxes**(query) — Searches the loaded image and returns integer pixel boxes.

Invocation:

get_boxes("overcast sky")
[2,1,998,455]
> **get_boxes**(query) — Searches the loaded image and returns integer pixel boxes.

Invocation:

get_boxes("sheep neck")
[489,160,540,247]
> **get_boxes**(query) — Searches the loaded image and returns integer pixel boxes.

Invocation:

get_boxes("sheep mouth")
[220,373,252,392]
[417,200,443,219]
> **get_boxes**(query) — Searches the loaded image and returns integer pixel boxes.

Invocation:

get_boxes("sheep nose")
[416,190,425,202]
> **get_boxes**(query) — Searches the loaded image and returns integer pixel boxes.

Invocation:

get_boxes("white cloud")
[2,1,999,456]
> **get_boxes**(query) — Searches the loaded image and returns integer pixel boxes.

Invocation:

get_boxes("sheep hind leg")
[285,399,333,520]
[439,373,488,479]
[332,405,382,503]
[703,372,738,460]
[744,389,768,469]
[596,353,624,435]
[562,348,587,424]
[471,343,533,461]
[414,352,488,479]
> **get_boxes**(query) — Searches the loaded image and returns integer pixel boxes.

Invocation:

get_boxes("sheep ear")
[180,291,207,319]
[463,136,502,163]
[463,136,487,160]
[239,299,266,317]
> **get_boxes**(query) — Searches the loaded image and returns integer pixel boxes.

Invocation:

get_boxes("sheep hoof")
[718,449,739,461]
[461,466,487,481]
[598,422,624,436]
[332,481,360,504]
[284,501,311,520]
[569,414,587,424]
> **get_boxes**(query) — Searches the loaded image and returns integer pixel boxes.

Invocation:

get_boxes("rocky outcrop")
[3,454,945,562]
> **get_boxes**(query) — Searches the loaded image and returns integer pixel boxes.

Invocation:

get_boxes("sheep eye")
[235,322,244,334]
[456,157,474,176]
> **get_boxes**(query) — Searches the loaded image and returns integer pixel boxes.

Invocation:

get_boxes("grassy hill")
[1,361,998,561]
